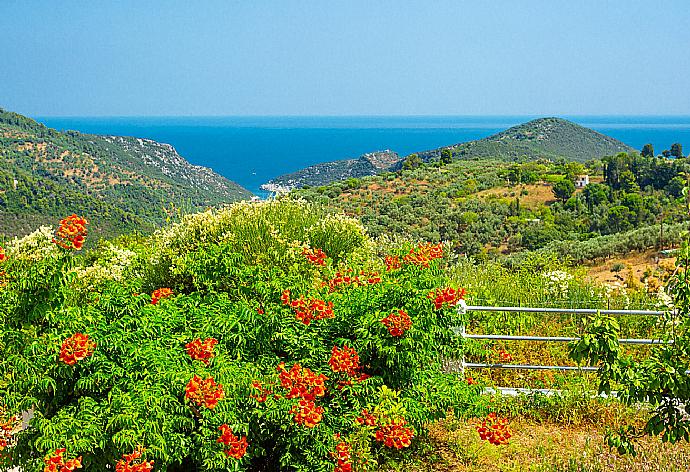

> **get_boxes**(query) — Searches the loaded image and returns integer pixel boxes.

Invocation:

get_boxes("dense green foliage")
[0,109,251,239]
[295,152,690,261]
[0,200,475,471]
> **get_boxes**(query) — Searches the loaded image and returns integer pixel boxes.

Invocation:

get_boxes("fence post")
[457,299,467,376]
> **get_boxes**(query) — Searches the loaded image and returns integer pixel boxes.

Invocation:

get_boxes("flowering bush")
[0,202,473,471]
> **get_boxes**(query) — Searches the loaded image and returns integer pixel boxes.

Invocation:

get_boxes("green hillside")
[0,109,252,239]
[295,151,689,260]
[418,117,635,163]
[263,117,636,191]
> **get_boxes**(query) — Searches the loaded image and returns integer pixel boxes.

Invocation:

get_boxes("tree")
[605,205,635,232]
[619,170,639,192]
[440,149,452,165]
[564,162,585,180]
[671,143,684,158]
[603,153,630,189]
[582,183,609,209]
[641,143,655,157]
[552,178,575,202]
[402,153,422,170]
[666,175,686,198]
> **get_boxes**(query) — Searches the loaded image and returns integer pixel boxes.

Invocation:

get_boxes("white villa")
[574,175,589,188]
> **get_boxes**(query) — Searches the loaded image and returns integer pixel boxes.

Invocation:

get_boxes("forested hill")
[0,109,252,239]
[263,117,635,191]
[261,150,401,193]
[420,117,635,163]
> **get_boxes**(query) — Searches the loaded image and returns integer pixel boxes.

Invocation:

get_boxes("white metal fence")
[456,302,668,377]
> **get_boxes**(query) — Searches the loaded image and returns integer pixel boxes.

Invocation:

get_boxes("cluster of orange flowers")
[380,310,412,337]
[0,412,20,452]
[217,424,248,459]
[281,291,334,325]
[302,247,327,266]
[325,269,381,292]
[53,214,88,251]
[115,447,154,472]
[185,338,218,365]
[476,413,512,445]
[402,242,443,268]
[151,288,172,305]
[290,399,324,428]
[328,345,360,376]
[428,287,466,310]
[44,448,82,472]
[58,333,96,366]
[384,255,401,271]
[466,377,477,385]
[185,375,225,410]
[374,418,414,449]
[250,380,273,403]
[331,435,352,472]
[277,363,327,427]
[277,363,327,400]
[356,409,377,427]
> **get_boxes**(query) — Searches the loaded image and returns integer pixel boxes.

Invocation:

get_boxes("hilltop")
[0,109,251,238]
[421,117,635,163]
[263,118,635,191]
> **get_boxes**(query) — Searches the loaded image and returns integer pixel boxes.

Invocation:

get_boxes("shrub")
[0,201,475,471]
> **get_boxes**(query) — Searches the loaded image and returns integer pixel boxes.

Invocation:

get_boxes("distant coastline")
[35,116,690,196]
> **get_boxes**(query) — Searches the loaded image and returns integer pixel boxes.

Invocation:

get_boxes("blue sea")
[35,115,690,197]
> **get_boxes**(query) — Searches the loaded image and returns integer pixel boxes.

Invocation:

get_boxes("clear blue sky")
[1,0,689,116]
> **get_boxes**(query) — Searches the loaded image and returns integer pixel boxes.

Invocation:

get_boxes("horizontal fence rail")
[456,303,673,382]
[463,334,670,345]
[464,362,600,372]
[463,305,666,317]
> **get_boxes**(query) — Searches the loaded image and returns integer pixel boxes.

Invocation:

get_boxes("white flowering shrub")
[6,226,59,262]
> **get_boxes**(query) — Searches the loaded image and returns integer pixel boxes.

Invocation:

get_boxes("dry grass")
[474,184,557,207]
[382,416,690,472]
[585,250,677,287]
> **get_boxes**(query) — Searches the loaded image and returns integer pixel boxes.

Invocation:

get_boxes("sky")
[1,0,689,116]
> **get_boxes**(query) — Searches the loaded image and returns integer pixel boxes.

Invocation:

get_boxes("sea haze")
[35,116,690,197]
